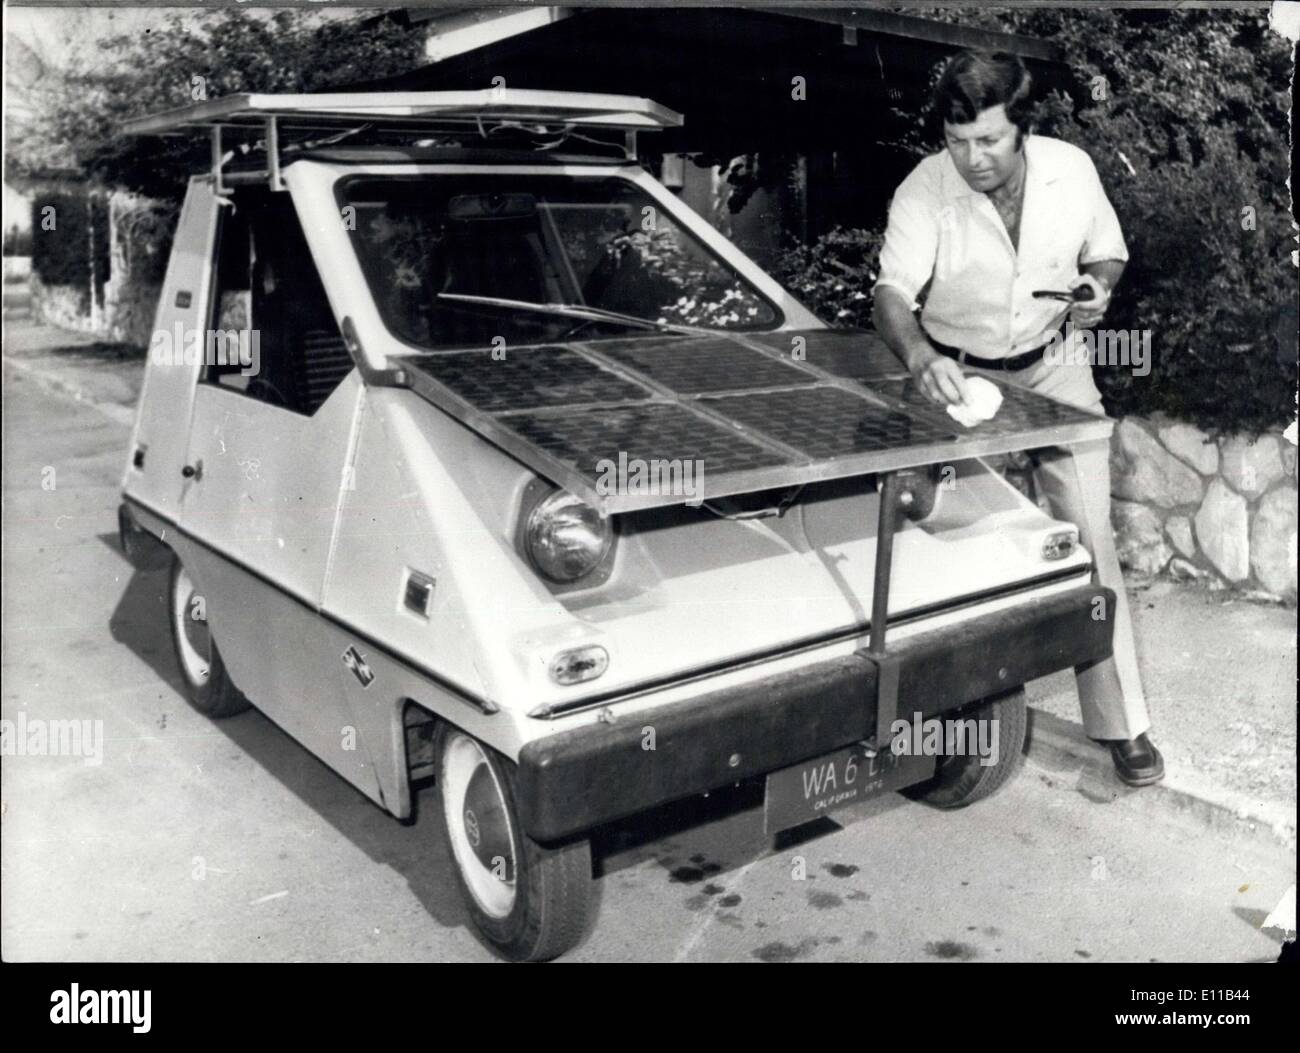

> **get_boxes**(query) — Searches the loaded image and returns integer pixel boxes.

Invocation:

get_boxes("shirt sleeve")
[872,167,940,308]
[1078,157,1129,265]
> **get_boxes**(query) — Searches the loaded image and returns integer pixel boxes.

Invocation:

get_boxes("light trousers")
[966,353,1152,741]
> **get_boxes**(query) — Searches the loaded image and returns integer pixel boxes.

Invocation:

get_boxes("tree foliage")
[773,227,883,329]
[7,9,426,200]
[894,5,1291,207]
[785,5,1297,434]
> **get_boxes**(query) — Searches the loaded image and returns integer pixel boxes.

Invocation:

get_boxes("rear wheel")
[168,556,251,719]
[902,688,1027,808]
[436,726,594,962]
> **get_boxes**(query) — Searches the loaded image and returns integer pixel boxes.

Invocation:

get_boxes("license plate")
[764,744,936,834]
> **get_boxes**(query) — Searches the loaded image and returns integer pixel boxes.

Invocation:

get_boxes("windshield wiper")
[435,292,691,334]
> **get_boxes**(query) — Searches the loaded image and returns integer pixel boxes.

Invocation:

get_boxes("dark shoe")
[1110,733,1165,787]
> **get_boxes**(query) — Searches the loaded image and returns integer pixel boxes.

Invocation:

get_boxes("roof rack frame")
[210,119,287,193]
[127,90,682,188]
[206,117,638,192]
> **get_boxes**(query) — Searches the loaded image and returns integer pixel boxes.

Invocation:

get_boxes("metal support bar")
[868,471,899,655]
[266,116,284,191]
[210,126,226,195]
[624,130,637,160]
[872,654,900,752]
[866,470,900,747]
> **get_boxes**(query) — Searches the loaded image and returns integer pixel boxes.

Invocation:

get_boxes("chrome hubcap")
[172,565,211,687]
[442,733,516,919]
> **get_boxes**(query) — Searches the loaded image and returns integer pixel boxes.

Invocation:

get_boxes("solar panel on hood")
[745,329,910,383]
[394,329,1112,514]
[597,335,819,393]
[701,386,958,460]
[873,376,1100,435]
[410,345,647,411]
[506,402,790,477]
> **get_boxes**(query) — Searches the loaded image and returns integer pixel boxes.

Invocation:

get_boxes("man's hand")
[1068,273,1110,328]
[913,349,971,407]
[873,284,969,406]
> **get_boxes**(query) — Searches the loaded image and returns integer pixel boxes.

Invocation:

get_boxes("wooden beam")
[765,6,1066,63]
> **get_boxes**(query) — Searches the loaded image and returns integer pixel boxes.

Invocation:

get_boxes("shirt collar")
[937,133,1061,201]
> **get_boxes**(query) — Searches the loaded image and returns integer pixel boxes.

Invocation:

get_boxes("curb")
[3,354,136,428]
[1025,707,1296,850]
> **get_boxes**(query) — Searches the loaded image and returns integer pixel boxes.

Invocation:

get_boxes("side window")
[207,202,253,391]
[205,192,354,415]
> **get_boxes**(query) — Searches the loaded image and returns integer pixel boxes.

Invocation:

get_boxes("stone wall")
[1110,415,1298,603]
[30,274,97,334]
[102,190,171,348]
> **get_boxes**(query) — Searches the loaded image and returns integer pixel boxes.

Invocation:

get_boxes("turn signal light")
[1042,530,1077,561]
[549,645,609,686]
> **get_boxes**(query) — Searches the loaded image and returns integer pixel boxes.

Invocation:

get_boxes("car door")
[124,178,222,519]
[176,187,373,785]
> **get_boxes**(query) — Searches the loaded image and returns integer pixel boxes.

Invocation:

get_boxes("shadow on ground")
[43,340,143,362]
[103,536,882,953]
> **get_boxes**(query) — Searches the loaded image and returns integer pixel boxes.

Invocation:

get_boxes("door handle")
[181,460,203,482]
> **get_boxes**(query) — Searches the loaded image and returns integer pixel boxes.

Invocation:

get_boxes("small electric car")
[117,91,1115,961]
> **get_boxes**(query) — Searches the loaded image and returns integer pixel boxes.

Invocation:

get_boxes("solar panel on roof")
[122,90,684,137]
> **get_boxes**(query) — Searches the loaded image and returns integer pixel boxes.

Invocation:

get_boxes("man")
[872,49,1164,787]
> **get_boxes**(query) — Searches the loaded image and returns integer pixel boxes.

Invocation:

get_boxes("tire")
[118,505,170,571]
[902,688,1027,809]
[168,555,251,719]
[435,725,594,962]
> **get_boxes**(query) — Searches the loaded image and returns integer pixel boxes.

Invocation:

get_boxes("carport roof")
[393,5,1064,63]
[346,6,1070,153]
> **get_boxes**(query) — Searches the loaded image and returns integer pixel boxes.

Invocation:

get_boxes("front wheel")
[168,556,251,719]
[436,726,594,962]
[902,688,1027,809]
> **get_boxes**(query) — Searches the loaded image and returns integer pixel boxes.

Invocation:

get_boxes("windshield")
[339,174,780,350]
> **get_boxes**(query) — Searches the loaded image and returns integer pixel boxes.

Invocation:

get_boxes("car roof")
[126,89,678,186]
[280,146,632,167]
[122,89,683,137]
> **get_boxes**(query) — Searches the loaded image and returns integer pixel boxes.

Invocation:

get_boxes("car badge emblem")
[342,645,374,688]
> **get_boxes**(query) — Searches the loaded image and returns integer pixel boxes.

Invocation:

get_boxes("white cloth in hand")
[945,375,1003,428]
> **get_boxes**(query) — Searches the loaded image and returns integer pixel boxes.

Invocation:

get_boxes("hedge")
[774,126,1297,439]
[30,190,111,310]
[764,5,1297,437]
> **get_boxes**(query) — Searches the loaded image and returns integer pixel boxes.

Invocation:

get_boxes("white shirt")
[872,134,1129,359]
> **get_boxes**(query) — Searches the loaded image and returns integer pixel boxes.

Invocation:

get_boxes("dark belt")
[927,318,1068,371]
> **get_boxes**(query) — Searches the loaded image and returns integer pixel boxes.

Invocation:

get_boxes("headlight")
[524,489,614,584]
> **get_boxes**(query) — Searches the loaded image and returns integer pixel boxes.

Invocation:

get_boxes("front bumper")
[516,583,1114,841]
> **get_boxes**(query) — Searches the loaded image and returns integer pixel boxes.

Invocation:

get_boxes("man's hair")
[930,50,1035,140]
